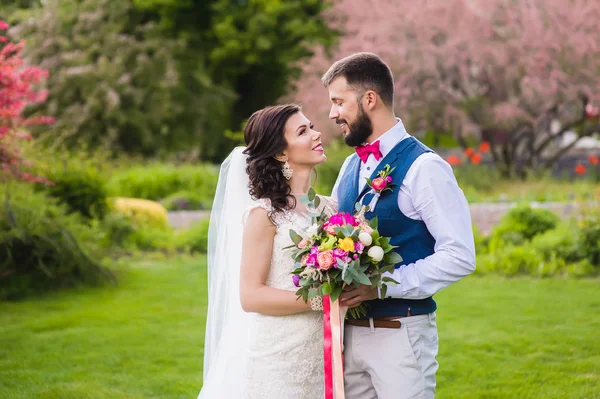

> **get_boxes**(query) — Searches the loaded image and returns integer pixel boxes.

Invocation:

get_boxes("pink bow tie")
[355,141,382,163]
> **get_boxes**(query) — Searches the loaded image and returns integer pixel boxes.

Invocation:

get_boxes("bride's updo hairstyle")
[243,104,301,218]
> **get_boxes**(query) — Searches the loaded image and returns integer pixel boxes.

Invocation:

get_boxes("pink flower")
[354,241,365,254]
[0,21,9,30]
[360,223,373,234]
[327,212,359,227]
[385,176,393,183]
[298,239,308,249]
[306,253,318,267]
[372,177,387,191]
[292,275,301,287]
[301,254,309,266]
[317,251,335,270]
[332,248,348,268]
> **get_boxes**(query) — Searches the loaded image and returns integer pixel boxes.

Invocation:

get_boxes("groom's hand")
[339,284,378,308]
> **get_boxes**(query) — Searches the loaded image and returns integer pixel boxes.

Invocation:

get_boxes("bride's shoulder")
[242,198,274,225]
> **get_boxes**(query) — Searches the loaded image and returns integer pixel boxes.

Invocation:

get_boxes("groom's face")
[327,77,373,147]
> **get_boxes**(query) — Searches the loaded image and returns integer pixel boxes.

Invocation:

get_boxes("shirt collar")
[371,118,409,159]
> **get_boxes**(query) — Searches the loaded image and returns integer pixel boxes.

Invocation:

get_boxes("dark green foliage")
[0,185,114,300]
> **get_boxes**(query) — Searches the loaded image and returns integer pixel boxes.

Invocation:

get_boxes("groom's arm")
[381,154,476,300]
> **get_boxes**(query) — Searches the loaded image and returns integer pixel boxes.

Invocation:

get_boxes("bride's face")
[282,112,326,168]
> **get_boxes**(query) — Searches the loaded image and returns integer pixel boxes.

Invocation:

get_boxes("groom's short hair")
[321,52,394,108]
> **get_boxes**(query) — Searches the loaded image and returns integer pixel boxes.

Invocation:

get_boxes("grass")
[1,257,599,398]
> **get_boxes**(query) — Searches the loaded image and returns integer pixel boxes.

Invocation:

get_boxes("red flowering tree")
[0,20,53,183]
[294,0,600,178]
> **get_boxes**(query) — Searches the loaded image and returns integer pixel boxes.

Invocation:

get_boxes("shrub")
[579,208,600,266]
[0,184,114,300]
[108,163,218,202]
[110,197,170,230]
[38,162,109,219]
[530,223,583,263]
[175,218,210,253]
[490,204,559,244]
[476,245,546,276]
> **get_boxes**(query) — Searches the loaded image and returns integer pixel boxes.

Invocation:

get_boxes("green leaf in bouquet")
[354,271,372,285]
[283,244,297,249]
[369,216,379,229]
[291,267,304,274]
[382,276,400,285]
[343,225,354,237]
[334,227,346,237]
[386,251,402,264]
[289,229,303,245]
[308,287,319,299]
[321,281,332,295]
[380,285,388,299]
[378,263,396,274]
[379,237,390,247]
[308,188,316,202]
[330,284,343,302]
[313,195,321,209]
[366,177,373,186]
[354,202,363,213]
[302,288,309,302]
[371,230,380,240]
[299,278,310,286]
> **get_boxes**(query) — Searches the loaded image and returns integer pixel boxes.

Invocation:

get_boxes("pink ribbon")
[323,295,346,399]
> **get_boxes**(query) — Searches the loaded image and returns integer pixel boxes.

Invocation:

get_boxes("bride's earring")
[282,160,293,180]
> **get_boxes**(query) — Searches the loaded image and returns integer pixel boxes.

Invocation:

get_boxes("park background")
[1,0,599,398]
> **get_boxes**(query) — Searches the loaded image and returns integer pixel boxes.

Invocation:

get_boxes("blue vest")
[337,137,437,319]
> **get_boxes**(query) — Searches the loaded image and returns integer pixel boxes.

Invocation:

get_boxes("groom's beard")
[339,103,373,147]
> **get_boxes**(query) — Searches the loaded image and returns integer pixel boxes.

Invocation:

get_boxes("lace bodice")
[240,195,338,398]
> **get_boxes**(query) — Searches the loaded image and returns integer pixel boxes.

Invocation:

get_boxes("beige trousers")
[343,313,439,399]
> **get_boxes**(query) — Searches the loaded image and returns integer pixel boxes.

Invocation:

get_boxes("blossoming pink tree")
[0,20,54,184]
[294,0,600,177]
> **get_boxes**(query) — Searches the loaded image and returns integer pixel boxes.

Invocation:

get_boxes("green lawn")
[1,257,599,399]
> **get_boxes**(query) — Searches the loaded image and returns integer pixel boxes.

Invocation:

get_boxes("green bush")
[579,208,600,266]
[0,184,114,300]
[531,223,583,263]
[476,245,546,276]
[30,147,111,219]
[175,218,210,253]
[108,163,219,203]
[491,204,559,243]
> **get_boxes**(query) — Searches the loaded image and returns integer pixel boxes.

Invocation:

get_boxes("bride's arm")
[239,207,312,316]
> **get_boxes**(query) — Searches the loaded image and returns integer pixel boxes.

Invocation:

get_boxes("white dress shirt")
[331,119,476,300]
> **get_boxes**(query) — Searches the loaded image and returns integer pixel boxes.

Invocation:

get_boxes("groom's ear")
[364,90,378,111]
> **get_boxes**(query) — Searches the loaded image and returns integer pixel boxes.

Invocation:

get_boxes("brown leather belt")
[345,313,411,329]
[346,319,401,329]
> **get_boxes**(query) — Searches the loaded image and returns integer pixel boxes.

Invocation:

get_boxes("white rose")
[367,246,384,262]
[305,224,319,238]
[358,232,373,246]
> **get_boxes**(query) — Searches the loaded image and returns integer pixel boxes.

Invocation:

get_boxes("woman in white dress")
[198,104,337,399]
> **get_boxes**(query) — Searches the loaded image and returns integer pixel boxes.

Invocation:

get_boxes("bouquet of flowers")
[288,189,401,319]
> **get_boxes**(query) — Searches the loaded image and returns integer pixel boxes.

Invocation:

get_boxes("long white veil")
[198,146,255,398]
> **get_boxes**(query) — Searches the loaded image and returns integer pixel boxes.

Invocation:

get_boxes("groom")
[327,52,476,399]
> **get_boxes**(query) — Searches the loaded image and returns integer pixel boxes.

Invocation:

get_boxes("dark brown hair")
[243,104,301,220]
[321,52,394,108]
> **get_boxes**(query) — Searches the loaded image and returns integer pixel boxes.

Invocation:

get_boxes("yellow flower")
[337,237,355,253]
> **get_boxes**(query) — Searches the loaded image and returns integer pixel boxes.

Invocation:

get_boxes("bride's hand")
[339,284,378,308]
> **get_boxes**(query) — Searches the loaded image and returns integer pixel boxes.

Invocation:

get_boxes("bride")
[198,104,337,398]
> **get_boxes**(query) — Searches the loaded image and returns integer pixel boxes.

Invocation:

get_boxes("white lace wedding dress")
[240,196,337,399]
